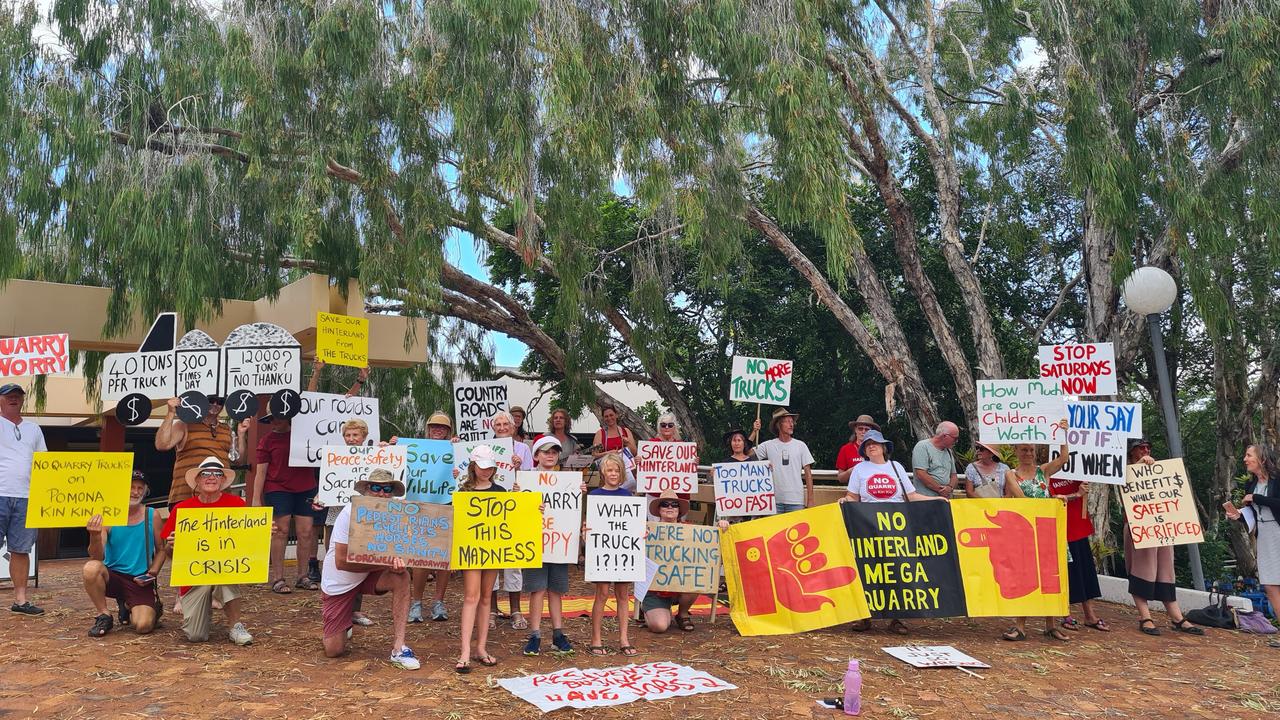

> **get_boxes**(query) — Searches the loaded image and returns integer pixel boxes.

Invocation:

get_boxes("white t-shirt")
[754,437,815,505]
[321,505,370,596]
[847,461,916,503]
[0,416,47,498]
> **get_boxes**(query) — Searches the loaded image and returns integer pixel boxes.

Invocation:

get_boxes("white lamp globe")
[1121,266,1178,316]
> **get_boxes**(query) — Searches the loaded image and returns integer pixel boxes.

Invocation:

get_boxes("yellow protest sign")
[720,504,869,636]
[171,507,272,585]
[316,311,369,368]
[951,498,1068,617]
[450,491,542,569]
[26,452,133,528]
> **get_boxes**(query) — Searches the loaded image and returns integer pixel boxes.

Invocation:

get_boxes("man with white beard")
[82,472,169,637]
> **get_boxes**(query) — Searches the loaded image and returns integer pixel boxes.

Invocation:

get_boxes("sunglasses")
[367,483,397,493]
[198,469,223,477]
[659,423,675,428]
[658,501,681,509]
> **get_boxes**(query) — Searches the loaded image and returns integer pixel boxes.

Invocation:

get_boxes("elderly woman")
[836,415,879,485]
[490,410,532,630]
[644,413,689,519]
[1226,444,1280,637]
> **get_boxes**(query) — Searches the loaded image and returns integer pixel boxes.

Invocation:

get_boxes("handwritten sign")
[100,350,176,402]
[221,346,301,396]
[0,333,69,378]
[316,312,369,368]
[712,461,775,517]
[400,438,455,503]
[453,380,509,442]
[497,663,737,713]
[976,379,1066,444]
[1122,458,1203,549]
[170,507,272,585]
[519,470,582,564]
[346,496,452,569]
[842,502,967,619]
[1038,342,1117,396]
[585,496,646,582]
[26,452,132,528]
[453,438,517,489]
[634,441,699,494]
[317,445,407,507]
[450,491,542,569]
[882,645,990,669]
[174,347,221,395]
[645,522,721,594]
[1049,400,1143,485]
[288,392,381,466]
[729,355,793,406]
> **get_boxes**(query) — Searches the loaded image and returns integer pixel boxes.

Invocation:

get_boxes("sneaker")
[352,612,374,627]
[389,645,421,671]
[308,558,322,584]
[408,600,424,624]
[229,622,253,646]
[10,602,43,616]
[88,613,114,638]
[551,631,574,654]
[523,634,541,656]
[430,599,448,621]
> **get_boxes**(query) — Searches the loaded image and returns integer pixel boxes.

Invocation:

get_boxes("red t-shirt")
[256,430,317,494]
[1048,475,1094,542]
[161,493,248,595]
[836,442,863,472]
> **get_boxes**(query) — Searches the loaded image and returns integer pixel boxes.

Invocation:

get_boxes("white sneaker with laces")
[408,600,423,623]
[389,646,421,671]
[229,622,253,646]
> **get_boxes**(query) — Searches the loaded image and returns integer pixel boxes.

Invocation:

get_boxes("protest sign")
[346,496,452,570]
[712,460,775,517]
[720,504,869,636]
[1121,458,1203,549]
[951,498,1068,617]
[497,663,736,713]
[26,452,132,528]
[170,507,272,585]
[645,522,721,595]
[220,322,302,395]
[519,470,583,564]
[841,502,967,619]
[100,350,176,402]
[882,646,990,669]
[0,333,69,378]
[634,441,699,495]
[316,312,369,368]
[585,496,647,582]
[453,438,518,488]
[450,491,542,569]
[1038,342,1117,396]
[453,380,509,442]
[1049,400,1143,485]
[317,445,407,507]
[174,347,221,396]
[400,438,455,503]
[976,379,1067,444]
[634,557,662,603]
[288,392,380,466]
[729,355,793,406]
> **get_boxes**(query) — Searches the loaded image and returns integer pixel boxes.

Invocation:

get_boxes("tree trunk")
[602,306,700,448]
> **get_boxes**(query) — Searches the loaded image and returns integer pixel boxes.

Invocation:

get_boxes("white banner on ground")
[882,645,990,669]
[497,663,737,713]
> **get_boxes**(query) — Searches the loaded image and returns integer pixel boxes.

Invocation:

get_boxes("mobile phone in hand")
[135,574,155,586]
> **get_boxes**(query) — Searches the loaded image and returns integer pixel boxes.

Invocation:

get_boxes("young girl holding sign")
[585,453,639,657]
[455,446,504,673]
[522,436,587,656]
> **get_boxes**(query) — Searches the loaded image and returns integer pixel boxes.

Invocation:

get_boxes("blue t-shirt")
[104,507,154,577]
[589,486,632,497]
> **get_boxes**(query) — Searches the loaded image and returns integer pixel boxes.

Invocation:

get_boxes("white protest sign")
[633,557,662,603]
[1050,400,1143,485]
[518,470,583,564]
[174,347,222,396]
[585,495,646,582]
[634,441,699,495]
[1038,342,1117,396]
[318,445,408,507]
[729,355,793,406]
[712,460,775,517]
[0,333,69,378]
[882,645,990,669]
[453,380,509,442]
[221,346,302,395]
[976,379,1067,444]
[288,392,381,466]
[497,663,737,713]
[100,351,176,402]
[453,438,517,489]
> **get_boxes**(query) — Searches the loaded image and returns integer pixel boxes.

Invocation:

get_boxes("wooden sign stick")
[750,403,761,444]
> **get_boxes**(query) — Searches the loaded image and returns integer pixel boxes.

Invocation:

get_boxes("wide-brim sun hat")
[722,428,754,450]
[848,414,881,432]
[859,429,895,460]
[769,408,799,435]
[184,456,235,490]
[355,468,406,497]
[649,489,690,517]
[531,435,562,456]
[974,441,1002,458]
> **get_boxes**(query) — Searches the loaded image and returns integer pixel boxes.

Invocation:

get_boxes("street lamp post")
[1121,266,1206,591]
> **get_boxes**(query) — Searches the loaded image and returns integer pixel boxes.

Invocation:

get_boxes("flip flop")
[1060,617,1081,631]
[589,646,611,657]
[1043,628,1071,642]
[676,615,695,632]
[477,655,499,667]
[620,645,639,657]
[887,619,909,635]
[1083,619,1111,632]
[455,660,471,674]
[850,619,872,632]
[1002,627,1026,641]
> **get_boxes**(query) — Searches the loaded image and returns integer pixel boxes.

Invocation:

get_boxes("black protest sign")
[269,388,302,419]
[176,391,209,423]
[841,501,967,619]
[115,393,152,426]
[225,389,259,421]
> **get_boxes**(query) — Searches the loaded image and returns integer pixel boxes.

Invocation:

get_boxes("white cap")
[469,444,498,469]
[531,435,562,456]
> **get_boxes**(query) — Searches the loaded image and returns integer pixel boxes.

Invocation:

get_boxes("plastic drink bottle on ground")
[843,659,862,715]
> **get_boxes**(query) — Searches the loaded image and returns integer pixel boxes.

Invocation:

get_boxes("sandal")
[620,645,639,657]
[271,579,292,594]
[1060,617,1081,631]
[1083,618,1111,632]
[1002,626,1026,641]
[589,646,611,657]
[850,619,872,632]
[88,613,113,638]
[1170,618,1205,636]
[887,619,909,635]
[676,614,695,632]
[1043,628,1070,642]
[296,577,318,591]
[511,613,529,631]
[455,660,472,674]
[1138,618,1161,636]
[477,654,499,667]
[488,613,496,629]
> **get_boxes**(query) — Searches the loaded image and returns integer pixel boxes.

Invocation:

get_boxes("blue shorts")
[524,563,570,594]
[264,490,315,519]
[0,497,37,554]
[776,502,806,514]
[641,593,677,614]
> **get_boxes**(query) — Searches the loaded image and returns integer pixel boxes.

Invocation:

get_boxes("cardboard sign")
[712,461,775,517]
[951,498,1068,617]
[976,379,1067,444]
[316,312,369,368]
[453,380,509,442]
[0,333,69,377]
[1038,342,1117,396]
[882,645,990,669]
[729,355,793,406]
[1049,400,1143,485]
[497,663,737,713]
[1122,458,1203,549]
[26,452,133,528]
[317,445,407,507]
[288,392,381,466]
[450,491,542,569]
[221,346,301,396]
[519,470,583,564]
[100,350,176,402]
[634,441,699,495]
[170,507,272,585]
[453,438,517,489]
[174,347,221,396]
[345,496,452,569]
[585,496,647,582]
[645,522,721,595]
[400,438,456,503]
[842,502,967,619]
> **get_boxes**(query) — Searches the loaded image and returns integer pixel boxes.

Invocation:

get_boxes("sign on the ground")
[882,645,990,669]
[497,663,736,713]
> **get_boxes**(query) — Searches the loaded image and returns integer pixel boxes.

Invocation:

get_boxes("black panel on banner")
[841,501,967,619]
[115,393,152,426]
[176,391,209,423]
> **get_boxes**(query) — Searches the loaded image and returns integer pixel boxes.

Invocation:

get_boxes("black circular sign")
[115,393,152,426]
[176,391,210,424]
[224,390,259,422]
[269,388,302,420]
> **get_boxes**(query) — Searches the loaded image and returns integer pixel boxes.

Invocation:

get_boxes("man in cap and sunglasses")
[0,383,47,615]
[83,471,167,637]
[156,395,250,509]
[320,469,420,670]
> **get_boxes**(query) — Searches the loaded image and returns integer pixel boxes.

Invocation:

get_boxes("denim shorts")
[0,497,37,554]
[523,563,570,594]
[775,502,806,514]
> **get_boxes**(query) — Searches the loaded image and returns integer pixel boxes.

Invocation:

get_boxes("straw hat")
[355,468,406,497]
[768,407,800,435]
[848,414,881,432]
[426,411,453,431]
[184,456,235,490]
[648,489,690,518]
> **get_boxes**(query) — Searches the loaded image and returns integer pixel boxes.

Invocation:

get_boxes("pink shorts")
[321,572,386,639]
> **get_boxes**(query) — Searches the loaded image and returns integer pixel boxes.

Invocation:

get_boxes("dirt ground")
[1,559,1277,719]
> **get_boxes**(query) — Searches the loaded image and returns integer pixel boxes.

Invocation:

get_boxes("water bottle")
[843,659,862,716]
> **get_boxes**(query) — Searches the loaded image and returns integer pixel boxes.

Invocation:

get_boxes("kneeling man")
[83,471,167,637]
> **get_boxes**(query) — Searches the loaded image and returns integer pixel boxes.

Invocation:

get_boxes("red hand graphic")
[957,510,1037,599]
[765,522,858,613]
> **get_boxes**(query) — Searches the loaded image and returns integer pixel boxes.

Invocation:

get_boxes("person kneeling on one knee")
[642,491,728,634]
[83,471,168,637]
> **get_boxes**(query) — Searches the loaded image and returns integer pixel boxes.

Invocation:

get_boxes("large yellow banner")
[720,504,869,636]
[171,507,272,585]
[26,452,133,528]
[451,491,543,569]
[951,498,1068,617]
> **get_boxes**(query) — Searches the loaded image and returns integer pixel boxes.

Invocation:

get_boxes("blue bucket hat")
[859,429,895,459]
